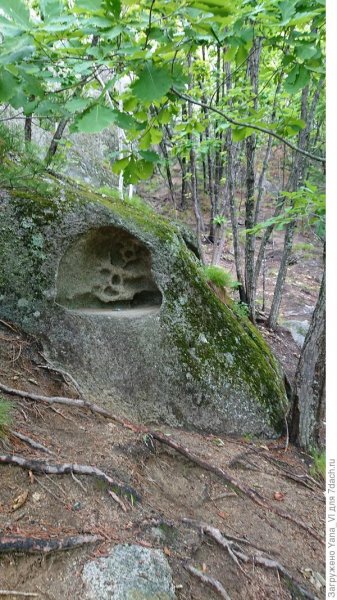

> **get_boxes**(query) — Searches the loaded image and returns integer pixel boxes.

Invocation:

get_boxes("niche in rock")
[56,226,162,315]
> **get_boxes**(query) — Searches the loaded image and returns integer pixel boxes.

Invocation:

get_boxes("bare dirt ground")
[0,319,325,600]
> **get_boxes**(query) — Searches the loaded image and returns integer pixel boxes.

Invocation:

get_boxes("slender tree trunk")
[261,248,267,312]
[180,102,189,209]
[200,102,215,241]
[289,267,325,450]
[159,139,176,204]
[211,61,233,267]
[24,116,32,145]
[253,196,286,292]
[245,134,256,314]
[200,133,207,193]
[211,129,232,265]
[45,118,69,166]
[244,36,262,321]
[267,84,320,328]
[211,46,222,234]
[213,58,246,296]
[267,218,296,329]
[249,80,283,314]
[200,45,215,240]
[180,157,188,209]
[228,145,246,300]
[190,142,205,262]
[188,57,205,262]
[254,79,282,227]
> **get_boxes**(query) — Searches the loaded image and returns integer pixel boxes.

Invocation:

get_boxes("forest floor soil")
[0,318,325,600]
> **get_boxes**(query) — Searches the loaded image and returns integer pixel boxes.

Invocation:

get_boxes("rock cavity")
[56,226,162,313]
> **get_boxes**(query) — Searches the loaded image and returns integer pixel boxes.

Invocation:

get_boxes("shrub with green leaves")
[232,301,250,319]
[203,266,239,289]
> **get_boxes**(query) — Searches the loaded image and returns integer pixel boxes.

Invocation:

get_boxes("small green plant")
[213,215,226,226]
[232,301,250,319]
[293,242,314,254]
[309,449,325,480]
[203,265,239,289]
[0,398,12,436]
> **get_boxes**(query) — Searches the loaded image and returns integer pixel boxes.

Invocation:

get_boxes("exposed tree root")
[183,519,317,600]
[184,564,232,600]
[0,383,137,431]
[0,381,323,544]
[0,454,140,502]
[231,446,322,491]
[36,355,85,397]
[151,432,324,545]
[9,430,55,456]
[0,534,103,555]
[0,591,38,597]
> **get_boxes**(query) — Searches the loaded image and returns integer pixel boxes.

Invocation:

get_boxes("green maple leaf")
[132,64,173,102]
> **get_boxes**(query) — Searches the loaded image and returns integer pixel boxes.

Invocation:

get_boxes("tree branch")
[172,88,325,164]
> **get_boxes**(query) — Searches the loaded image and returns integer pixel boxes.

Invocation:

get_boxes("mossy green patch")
[163,245,287,431]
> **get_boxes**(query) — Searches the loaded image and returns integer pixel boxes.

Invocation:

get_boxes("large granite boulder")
[0,179,288,435]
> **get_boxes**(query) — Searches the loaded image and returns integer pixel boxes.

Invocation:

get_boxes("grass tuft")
[203,265,239,289]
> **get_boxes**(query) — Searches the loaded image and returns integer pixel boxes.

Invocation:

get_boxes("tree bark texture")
[45,118,69,166]
[267,218,296,329]
[24,116,32,144]
[290,268,326,450]
[244,37,262,320]
[267,82,321,328]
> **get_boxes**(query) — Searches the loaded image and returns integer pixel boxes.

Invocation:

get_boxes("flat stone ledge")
[68,306,161,318]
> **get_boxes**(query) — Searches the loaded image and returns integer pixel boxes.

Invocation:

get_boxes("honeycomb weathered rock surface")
[56,226,162,310]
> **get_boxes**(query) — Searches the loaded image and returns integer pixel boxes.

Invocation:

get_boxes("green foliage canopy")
[0,0,325,181]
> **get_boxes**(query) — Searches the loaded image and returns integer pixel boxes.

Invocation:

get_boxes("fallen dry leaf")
[273,491,285,501]
[217,511,228,519]
[164,546,171,556]
[12,489,29,511]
